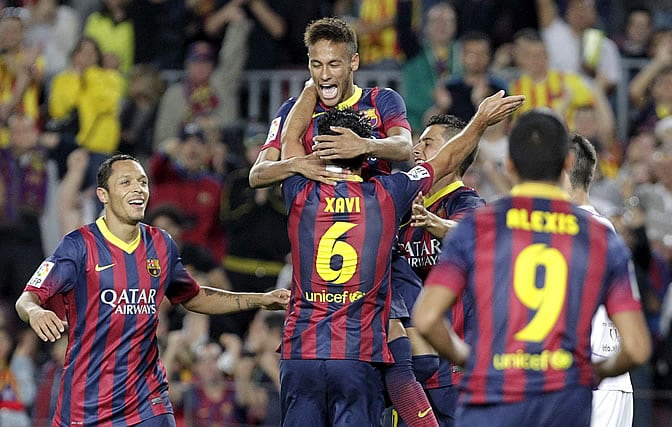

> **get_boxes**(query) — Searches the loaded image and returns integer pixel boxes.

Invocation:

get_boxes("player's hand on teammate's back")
[477,90,526,126]
[28,308,67,342]
[296,152,349,185]
[261,288,291,310]
[313,126,369,161]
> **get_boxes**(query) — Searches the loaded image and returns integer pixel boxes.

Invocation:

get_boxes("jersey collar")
[510,183,570,201]
[336,85,363,110]
[96,217,141,254]
[424,180,464,207]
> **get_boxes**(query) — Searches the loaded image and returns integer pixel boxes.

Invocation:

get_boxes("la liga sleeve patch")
[27,261,55,288]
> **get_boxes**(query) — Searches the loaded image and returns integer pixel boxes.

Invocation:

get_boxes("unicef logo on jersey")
[101,288,158,315]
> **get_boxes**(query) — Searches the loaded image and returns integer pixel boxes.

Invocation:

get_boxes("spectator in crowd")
[509,28,595,131]
[215,130,289,340]
[56,148,97,236]
[118,64,166,162]
[32,336,67,427]
[0,114,49,304]
[0,7,44,147]
[536,0,622,93]
[83,0,134,75]
[205,0,288,70]
[615,6,654,59]
[0,327,36,427]
[149,122,227,262]
[153,15,250,149]
[629,28,672,136]
[130,0,188,70]
[47,35,123,196]
[234,311,285,426]
[24,0,80,82]
[398,0,460,132]
[347,0,402,69]
[425,31,508,124]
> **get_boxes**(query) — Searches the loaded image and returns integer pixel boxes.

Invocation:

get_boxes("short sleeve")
[165,236,200,305]
[260,98,296,151]
[379,164,434,216]
[376,88,411,133]
[24,232,83,304]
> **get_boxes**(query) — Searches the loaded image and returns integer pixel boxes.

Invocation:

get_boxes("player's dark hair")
[513,27,543,44]
[425,114,476,177]
[304,17,358,56]
[508,110,569,181]
[97,154,141,190]
[568,133,597,192]
[317,108,372,170]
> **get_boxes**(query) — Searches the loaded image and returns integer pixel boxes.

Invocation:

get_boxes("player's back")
[452,184,634,404]
[281,167,432,363]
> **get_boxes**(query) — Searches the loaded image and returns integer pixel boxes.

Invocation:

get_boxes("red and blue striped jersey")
[398,181,485,281]
[262,85,411,178]
[397,181,485,390]
[426,183,642,404]
[24,217,200,426]
[281,165,434,363]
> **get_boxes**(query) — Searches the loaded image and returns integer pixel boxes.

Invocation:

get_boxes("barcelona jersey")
[281,165,434,363]
[263,85,411,178]
[397,181,484,389]
[24,217,200,426]
[426,183,641,404]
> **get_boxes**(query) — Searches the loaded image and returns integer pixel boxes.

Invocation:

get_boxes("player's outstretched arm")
[412,286,470,366]
[15,292,67,343]
[593,309,651,382]
[182,286,290,314]
[427,91,524,182]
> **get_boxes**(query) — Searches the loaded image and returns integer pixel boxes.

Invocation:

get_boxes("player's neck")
[101,215,140,244]
[570,189,590,206]
[428,173,458,197]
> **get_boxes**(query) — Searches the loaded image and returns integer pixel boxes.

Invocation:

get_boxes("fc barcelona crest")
[146,258,161,277]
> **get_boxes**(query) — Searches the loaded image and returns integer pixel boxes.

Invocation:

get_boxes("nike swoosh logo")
[95,263,115,272]
[418,407,432,418]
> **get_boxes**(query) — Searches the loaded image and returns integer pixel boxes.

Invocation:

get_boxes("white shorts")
[591,389,633,427]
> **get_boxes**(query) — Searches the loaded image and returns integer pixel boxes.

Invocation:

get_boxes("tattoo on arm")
[201,287,260,311]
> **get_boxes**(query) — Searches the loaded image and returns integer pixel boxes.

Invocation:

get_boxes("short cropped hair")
[425,114,476,177]
[568,133,597,192]
[317,108,372,170]
[508,110,569,181]
[304,17,358,56]
[97,154,141,190]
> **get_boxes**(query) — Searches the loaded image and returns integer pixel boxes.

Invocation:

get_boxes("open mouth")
[320,84,338,101]
[128,198,145,208]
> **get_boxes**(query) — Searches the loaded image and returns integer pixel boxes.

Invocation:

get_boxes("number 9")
[513,243,568,343]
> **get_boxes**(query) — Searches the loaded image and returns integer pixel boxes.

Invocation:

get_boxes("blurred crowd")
[2,0,672,425]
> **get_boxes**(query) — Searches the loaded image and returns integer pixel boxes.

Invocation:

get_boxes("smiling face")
[97,159,149,226]
[308,40,359,107]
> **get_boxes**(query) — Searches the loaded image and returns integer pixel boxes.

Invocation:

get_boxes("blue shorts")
[280,359,386,427]
[131,413,176,427]
[389,256,423,325]
[455,387,592,427]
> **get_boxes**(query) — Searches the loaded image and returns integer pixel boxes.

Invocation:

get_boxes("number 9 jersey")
[425,183,642,405]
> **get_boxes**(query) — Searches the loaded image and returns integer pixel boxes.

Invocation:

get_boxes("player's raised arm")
[426,91,524,181]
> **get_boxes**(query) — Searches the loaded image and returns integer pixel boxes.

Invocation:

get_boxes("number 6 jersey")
[281,165,434,363]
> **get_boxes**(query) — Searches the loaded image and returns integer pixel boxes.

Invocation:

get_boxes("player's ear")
[350,52,359,72]
[96,187,109,204]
